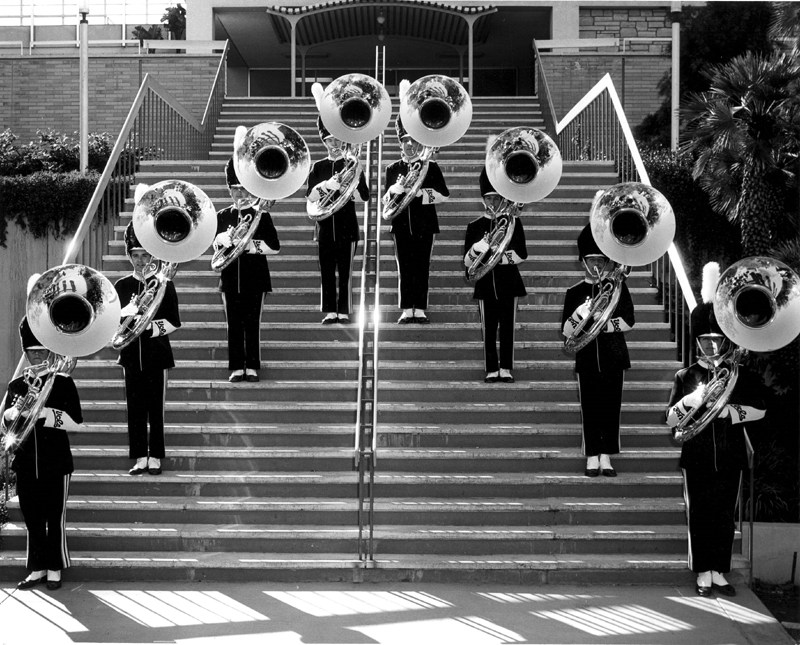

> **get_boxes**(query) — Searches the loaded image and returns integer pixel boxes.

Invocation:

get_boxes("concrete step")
[10,495,686,526]
[1,550,746,584]
[1,521,711,556]
[63,471,684,499]
[69,422,676,449]
[66,446,680,473]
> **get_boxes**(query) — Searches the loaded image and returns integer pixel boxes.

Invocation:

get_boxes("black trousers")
[577,370,624,456]
[683,467,742,574]
[222,291,265,371]
[318,238,357,314]
[479,296,518,372]
[16,470,71,571]
[123,366,167,459]
[393,230,435,311]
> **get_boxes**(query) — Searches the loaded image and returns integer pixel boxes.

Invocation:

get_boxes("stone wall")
[540,53,670,130]
[0,55,220,142]
[580,6,672,54]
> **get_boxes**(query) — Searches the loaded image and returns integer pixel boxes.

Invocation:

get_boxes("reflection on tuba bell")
[3,265,120,455]
[307,74,392,221]
[564,182,675,354]
[212,122,311,271]
[133,180,217,264]
[673,257,800,443]
[384,75,472,222]
[466,127,563,283]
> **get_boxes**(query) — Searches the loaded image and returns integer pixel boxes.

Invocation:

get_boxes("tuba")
[466,127,562,283]
[2,264,120,455]
[112,181,217,350]
[672,257,800,443]
[213,122,310,271]
[307,74,392,222]
[564,182,675,354]
[383,75,472,221]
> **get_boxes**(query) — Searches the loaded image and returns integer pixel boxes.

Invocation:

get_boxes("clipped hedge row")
[0,171,100,248]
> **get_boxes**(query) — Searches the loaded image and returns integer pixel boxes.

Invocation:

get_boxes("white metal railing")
[0,1,164,27]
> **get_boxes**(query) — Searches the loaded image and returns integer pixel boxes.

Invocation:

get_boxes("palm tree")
[681,51,800,256]
[770,1,800,55]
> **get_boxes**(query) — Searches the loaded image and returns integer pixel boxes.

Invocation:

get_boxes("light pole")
[670,2,682,152]
[79,2,89,174]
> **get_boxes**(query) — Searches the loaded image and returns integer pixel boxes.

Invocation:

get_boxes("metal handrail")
[2,41,229,503]
[355,47,385,563]
[533,46,696,364]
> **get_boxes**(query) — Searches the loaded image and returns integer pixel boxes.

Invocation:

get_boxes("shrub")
[0,129,115,176]
[640,146,741,293]
[0,171,100,248]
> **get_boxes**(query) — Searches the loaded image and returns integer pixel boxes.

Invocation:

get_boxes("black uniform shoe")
[397,315,413,324]
[128,465,149,475]
[601,468,617,477]
[712,582,736,596]
[414,315,430,324]
[584,468,600,477]
[322,316,338,325]
[229,372,244,383]
[46,580,62,591]
[696,584,712,597]
[17,576,46,590]
[484,372,500,383]
[245,372,260,382]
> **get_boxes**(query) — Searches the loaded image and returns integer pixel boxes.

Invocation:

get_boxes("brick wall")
[580,7,671,54]
[0,55,220,141]
[540,53,670,130]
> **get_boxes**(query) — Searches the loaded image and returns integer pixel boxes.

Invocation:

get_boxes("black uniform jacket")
[560,278,635,373]
[306,157,370,243]
[464,215,528,300]
[385,160,448,236]
[667,361,765,472]
[215,205,280,294]
[114,275,181,370]
[4,374,82,476]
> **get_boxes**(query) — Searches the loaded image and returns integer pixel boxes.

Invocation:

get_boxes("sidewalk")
[0,580,794,645]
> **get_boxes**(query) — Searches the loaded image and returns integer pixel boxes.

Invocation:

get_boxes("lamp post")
[79,2,89,174]
[670,2,682,152]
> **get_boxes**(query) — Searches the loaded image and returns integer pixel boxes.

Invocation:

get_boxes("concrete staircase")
[2,96,746,583]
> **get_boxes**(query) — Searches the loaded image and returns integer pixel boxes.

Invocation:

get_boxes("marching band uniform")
[114,223,181,476]
[665,262,765,597]
[383,116,450,324]
[561,224,634,476]
[213,157,280,383]
[463,169,528,383]
[2,316,83,590]
[306,117,370,324]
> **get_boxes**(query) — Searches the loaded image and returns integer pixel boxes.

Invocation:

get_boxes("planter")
[743,522,800,584]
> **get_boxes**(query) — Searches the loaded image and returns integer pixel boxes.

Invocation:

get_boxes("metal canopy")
[267,1,496,48]
[266,1,497,96]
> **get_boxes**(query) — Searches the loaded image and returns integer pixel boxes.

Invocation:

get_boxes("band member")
[383,116,450,324]
[115,222,181,475]
[561,223,634,477]
[213,157,280,382]
[306,117,370,324]
[666,262,765,597]
[463,168,528,383]
[2,315,83,590]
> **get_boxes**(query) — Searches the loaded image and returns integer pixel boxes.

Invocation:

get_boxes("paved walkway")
[0,580,794,644]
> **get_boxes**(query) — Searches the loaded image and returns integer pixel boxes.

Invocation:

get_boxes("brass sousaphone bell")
[3,264,121,455]
[466,126,563,283]
[211,122,311,271]
[564,182,675,354]
[383,75,472,221]
[308,73,392,221]
[672,257,800,443]
[112,180,217,350]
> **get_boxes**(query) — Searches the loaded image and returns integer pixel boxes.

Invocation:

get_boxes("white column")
[79,9,89,174]
[670,2,682,152]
